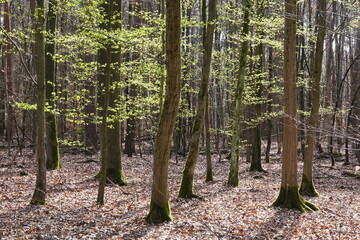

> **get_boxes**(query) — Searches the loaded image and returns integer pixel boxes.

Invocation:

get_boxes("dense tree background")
[0,0,359,231]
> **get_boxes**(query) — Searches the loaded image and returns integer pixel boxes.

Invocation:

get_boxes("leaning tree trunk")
[145,0,181,224]
[45,0,61,170]
[272,0,318,212]
[227,0,251,187]
[178,0,216,199]
[299,0,326,197]
[30,0,47,206]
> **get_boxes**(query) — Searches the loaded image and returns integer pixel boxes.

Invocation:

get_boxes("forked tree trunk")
[30,0,47,206]
[45,0,61,170]
[227,0,250,187]
[145,0,181,223]
[300,0,326,197]
[272,0,318,212]
[178,0,216,198]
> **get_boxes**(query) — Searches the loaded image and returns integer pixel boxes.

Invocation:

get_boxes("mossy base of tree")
[227,172,239,187]
[300,175,319,197]
[249,166,267,173]
[47,160,61,170]
[273,186,319,212]
[178,175,199,198]
[94,169,127,186]
[30,198,47,205]
[205,172,213,182]
[145,200,173,224]
[106,168,127,185]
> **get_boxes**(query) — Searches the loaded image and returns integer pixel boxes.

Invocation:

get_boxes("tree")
[272,0,318,212]
[30,0,47,205]
[2,0,13,155]
[178,0,216,198]
[45,0,61,170]
[249,0,266,173]
[227,0,251,187]
[106,0,126,186]
[97,0,112,205]
[145,0,181,223]
[299,0,326,197]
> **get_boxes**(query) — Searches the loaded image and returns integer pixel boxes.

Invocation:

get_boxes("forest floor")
[0,146,359,239]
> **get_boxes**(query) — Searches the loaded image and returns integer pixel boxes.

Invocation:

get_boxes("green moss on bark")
[145,200,173,224]
[30,199,47,205]
[249,163,266,173]
[273,186,319,212]
[300,175,319,197]
[46,113,61,170]
[205,170,213,182]
[106,168,126,186]
[178,169,199,198]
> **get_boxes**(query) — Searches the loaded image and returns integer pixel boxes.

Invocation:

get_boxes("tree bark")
[106,0,126,186]
[178,0,216,198]
[300,0,326,197]
[31,0,47,206]
[273,0,318,211]
[97,0,112,205]
[45,0,61,170]
[146,0,181,223]
[227,0,251,187]
[205,99,213,182]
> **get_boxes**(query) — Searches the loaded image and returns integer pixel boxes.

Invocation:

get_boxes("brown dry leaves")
[0,149,359,239]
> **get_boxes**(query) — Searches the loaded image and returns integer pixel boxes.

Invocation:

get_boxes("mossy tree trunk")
[273,0,318,211]
[96,0,113,205]
[31,0,47,206]
[106,0,126,186]
[300,0,327,197]
[45,0,61,170]
[178,0,216,199]
[227,0,251,187]
[145,0,181,223]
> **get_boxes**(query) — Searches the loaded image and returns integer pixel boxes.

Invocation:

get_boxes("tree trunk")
[250,3,265,172]
[272,0,318,212]
[45,0,61,170]
[106,0,126,186]
[205,99,213,182]
[265,47,274,163]
[97,0,112,205]
[3,0,14,156]
[178,0,216,199]
[30,0,47,206]
[300,0,326,197]
[227,0,250,187]
[84,54,98,155]
[145,0,181,223]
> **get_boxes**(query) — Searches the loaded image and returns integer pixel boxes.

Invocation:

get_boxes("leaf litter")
[0,148,359,239]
